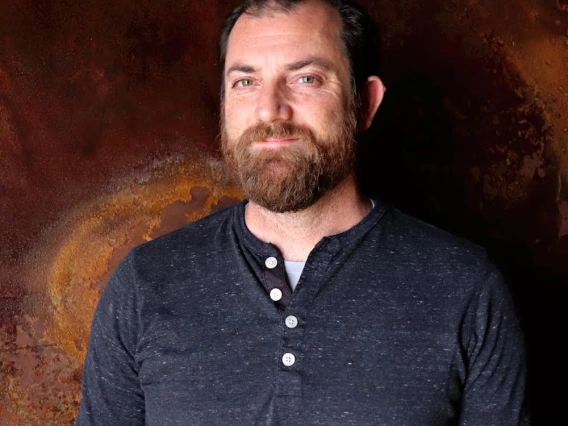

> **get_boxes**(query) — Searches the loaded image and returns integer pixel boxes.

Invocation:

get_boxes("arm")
[75,252,145,425]
[458,264,530,425]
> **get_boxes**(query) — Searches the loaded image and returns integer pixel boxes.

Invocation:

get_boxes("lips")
[254,137,300,147]
[232,121,313,150]
[263,137,299,142]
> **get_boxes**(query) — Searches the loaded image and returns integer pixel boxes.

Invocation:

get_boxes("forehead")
[225,1,347,71]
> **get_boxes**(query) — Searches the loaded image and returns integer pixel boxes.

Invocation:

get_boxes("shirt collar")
[232,199,388,257]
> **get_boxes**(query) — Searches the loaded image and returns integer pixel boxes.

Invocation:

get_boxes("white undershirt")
[283,199,375,291]
[284,260,306,291]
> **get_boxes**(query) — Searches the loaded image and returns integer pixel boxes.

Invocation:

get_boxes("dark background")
[0,0,566,424]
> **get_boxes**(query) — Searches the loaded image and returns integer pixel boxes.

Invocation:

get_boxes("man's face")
[221,0,357,213]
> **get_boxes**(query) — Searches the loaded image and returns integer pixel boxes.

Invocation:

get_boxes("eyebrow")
[225,56,337,77]
[226,63,257,76]
[285,57,335,72]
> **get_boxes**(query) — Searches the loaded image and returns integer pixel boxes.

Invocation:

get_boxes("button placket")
[277,294,308,397]
[265,256,278,269]
[263,254,291,310]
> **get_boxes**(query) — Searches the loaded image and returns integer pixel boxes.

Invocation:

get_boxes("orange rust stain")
[1,153,241,423]
[493,6,568,185]
[41,158,241,363]
[454,0,568,234]
[0,313,83,425]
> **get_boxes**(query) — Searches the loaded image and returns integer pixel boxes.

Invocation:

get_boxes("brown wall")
[0,0,566,424]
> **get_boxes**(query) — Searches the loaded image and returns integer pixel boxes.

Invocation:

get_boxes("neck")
[244,174,371,261]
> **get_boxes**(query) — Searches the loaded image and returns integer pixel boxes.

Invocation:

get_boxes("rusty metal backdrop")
[0,0,566,424]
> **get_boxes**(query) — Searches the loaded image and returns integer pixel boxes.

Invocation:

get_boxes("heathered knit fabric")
[76,200,528,426]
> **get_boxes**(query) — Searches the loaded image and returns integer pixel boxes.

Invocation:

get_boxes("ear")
[358,76,385,132]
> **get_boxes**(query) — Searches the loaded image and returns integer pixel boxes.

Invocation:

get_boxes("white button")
[270,288,283,301]
[285,315,298,328]
[282,353,296,366]
[265,257,278,269]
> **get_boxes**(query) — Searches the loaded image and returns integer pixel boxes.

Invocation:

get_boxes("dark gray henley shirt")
[76,200,528,426]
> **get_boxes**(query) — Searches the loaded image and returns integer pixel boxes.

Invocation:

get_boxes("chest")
[134,269,461,426]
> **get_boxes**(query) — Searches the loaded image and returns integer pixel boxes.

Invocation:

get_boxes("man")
[76,0,528,425]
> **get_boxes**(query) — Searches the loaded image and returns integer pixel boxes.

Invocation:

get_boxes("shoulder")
[366,207,514,328]
[136,203,239,253]
[369,207,498,294]
[126,203,241,276]
[380,208,489,266]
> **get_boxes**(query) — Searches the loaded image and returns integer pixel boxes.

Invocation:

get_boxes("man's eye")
[299,76,317,84]
[235,78,253,87]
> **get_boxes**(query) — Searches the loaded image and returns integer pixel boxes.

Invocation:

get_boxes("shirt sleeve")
[458,263,530,425]
[75,252,145,425]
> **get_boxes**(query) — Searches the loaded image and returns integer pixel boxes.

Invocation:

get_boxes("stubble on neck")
[244,173,372,261]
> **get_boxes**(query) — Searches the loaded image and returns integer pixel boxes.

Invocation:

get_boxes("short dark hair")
[218,0,381,107]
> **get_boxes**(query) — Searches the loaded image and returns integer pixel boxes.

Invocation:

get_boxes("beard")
[221,108,357,213]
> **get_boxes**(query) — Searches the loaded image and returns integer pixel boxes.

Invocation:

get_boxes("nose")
[255,81,292,123]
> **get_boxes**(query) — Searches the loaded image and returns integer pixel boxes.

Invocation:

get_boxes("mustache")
[238,122,315,145]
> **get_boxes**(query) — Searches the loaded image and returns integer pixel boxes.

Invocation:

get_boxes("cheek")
[222,107,242,140]
[223,100,254,137]
[294,96,344,128]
